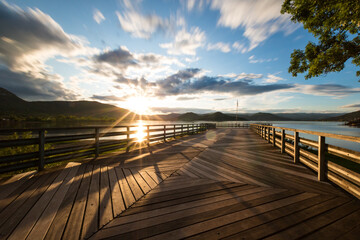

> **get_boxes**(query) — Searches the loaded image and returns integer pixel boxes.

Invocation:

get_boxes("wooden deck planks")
[81,164,100,239]
[107,166,126,217]
[26,164,80,240]
[62,164,93,240]
[8,166,72,240]
[45,164,86,240]
[0,128,358,240]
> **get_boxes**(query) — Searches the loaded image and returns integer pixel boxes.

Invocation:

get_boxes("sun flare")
[123,96,152,115]
[135,122,147,142]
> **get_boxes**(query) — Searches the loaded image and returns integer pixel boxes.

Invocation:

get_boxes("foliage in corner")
[281,0,360,81]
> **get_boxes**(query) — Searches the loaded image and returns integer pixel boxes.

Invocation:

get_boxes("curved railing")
[250,124,360,199]
[0,123,215,174]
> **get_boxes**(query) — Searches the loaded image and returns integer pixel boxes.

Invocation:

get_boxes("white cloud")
[292,84,360,98]
[249,55,278,63]
[0,1,95,77]
[116,0,177,39]
[264,73,284,83]
[0,1,97,100]
[183,0,205,11]
[93,9,105,24]
[340,103,360,108]
[160,27,206,55]
[211,0,299,51]
[232,41,248,53]
[207,42,231,53]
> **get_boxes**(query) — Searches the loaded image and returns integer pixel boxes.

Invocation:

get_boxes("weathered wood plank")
[27,164,80,240]
[265,200,360,240]
[0,170,35,201]
[99,165,113,228]
[0,171,59,239]
[145,171,163,184]
[45,164,86,240]
[114,167,135,208]
[107,166,125,217]
[81,164,100,239]
[62,164,93,240]
[130,168,151,194]
[91,187,292,239]
[189,194,334,240]
[8,166,71,240]
[122,168,144,200]
[138,170,158,189]
[232,196,351,239]
[142,192,317,240]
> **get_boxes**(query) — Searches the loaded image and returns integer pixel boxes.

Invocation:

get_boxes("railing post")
[163,125,166,142]
[38,130,45,171]
[272,128,276,146]
[187,124,189,134]
[126,126,130,153]
[95,127,99,158]
[318,136,326,181]
[181,124,183,135]
[294,131,299,163]
[147,125,150,146]
[267,127,271,143]
[281,129,285,153]
[173,125,176,138]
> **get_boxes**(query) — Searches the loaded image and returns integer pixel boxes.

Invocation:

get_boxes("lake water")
[1,120,359,152]
[212,121,360,152]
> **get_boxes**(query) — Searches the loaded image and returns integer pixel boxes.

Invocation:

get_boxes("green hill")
[248,112,290,121]
[0,87,136,121]
[324,110,360,121]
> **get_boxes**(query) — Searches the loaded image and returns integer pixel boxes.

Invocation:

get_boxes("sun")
[123,96,152,115]
[135,121,147,142]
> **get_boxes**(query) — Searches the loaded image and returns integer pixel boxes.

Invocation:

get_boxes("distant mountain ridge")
[323,110,360,121]
[0,87,356,122]
[0,87,136,120]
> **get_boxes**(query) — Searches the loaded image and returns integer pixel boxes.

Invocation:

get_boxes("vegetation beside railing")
[250,124,360,199]
[0,123,215,175]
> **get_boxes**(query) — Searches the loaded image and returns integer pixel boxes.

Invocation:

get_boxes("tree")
[281,0,360,81]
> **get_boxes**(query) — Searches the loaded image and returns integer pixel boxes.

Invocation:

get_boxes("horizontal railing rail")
[0,123,216,174]
[250,123,360,199]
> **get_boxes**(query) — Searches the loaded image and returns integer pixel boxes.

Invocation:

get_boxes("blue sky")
[0,0,359,115]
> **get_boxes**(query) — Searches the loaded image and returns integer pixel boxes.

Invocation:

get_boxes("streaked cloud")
[91,94,127,101]
[293,84,360,98]
[232,41,248,53]
[176,96,198,101]
[0,68,78,100]
[249,55,278,64]
[160,27,206,55]
[156,68,293,96]
[116,0,175,39]
[151,106,213,114]
[340,103,360,108]
[264,73,284,83]
[207,42,231,53]
[93,9,105,24]
[0,1,94,77]
[211,0,299,51]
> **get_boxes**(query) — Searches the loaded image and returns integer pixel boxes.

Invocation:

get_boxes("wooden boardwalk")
[0,128,359,239]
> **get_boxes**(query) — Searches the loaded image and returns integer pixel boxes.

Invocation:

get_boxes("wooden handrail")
[0,123,215,174]
[250,123,360,199]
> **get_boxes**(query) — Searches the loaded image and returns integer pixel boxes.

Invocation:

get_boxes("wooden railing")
[250,124,360,199]
[0,123,215,174]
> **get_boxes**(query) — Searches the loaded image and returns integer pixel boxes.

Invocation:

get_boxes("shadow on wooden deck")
[0,129,359,239]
